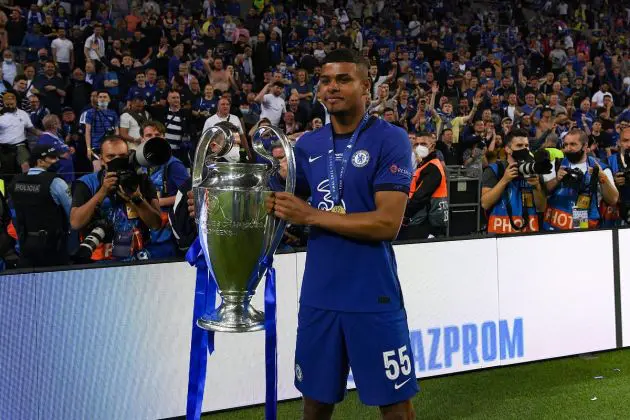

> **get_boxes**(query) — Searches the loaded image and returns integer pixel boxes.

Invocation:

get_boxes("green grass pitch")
[202,349,630,419]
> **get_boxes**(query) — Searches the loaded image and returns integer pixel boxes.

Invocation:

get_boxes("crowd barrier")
[0,229,628,419]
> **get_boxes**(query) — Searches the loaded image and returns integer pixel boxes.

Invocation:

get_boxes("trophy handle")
[192,126,235,189]
[253,125,296,260]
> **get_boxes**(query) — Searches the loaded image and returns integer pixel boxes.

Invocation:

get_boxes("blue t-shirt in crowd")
[294,117,412,312]
[36,132,75,184]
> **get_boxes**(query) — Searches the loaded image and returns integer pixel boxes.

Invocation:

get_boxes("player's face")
[319,62,368,115]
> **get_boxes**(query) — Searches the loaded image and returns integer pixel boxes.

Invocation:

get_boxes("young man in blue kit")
[267,48,418,419]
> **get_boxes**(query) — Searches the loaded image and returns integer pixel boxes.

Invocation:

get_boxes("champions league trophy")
[191,125,296,332]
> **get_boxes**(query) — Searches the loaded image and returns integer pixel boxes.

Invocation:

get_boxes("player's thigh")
[342,309,419,406]
[294,305,349,405]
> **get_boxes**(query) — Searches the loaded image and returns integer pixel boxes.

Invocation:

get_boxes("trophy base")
[197,300,265,333]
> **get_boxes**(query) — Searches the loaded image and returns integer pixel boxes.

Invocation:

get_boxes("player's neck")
[331,108,367,136]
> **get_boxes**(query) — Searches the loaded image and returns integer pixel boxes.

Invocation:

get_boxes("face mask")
[48,161,61,173]
[224,145,241,163]
[415,145,430,159]
[511,148,532,162]
[4,58,12,64]
[98,101,109,109]
[565,149,584,164]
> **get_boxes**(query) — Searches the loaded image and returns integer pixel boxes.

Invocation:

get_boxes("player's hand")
[269,192,316,225]
[501,163,519,184]
[556,167,568,182]
[187,190,195,219]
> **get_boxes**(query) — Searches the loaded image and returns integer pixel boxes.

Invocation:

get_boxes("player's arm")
[271,190,407,242]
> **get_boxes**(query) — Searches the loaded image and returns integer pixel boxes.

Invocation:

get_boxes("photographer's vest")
[408,158,448,228]
[9,172,67,256]
[487,162,539,234]
[78,172,144,260]
[599,154,626,227]
[148,157,177,244]
[543,156,602,231]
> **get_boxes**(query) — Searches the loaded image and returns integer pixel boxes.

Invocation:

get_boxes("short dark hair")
[505,128,530,146]
[322,48,369,76]
[101,135,128,149]
[383,107,394,114]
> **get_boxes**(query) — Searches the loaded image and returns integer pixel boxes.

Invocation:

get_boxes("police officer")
[398,132,448,240]
[140,121,189,258]
[70,136,162,261]
[9,145,71,267]
[481,129,548,234]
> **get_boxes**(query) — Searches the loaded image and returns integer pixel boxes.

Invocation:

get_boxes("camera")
[74,220,112,263]
[106,137,172,195]
[562,167,584,189]
[516,150,553,178]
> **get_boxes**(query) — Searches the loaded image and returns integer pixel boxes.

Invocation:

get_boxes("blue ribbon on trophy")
[185,238,216,420]
[185,124,295,420]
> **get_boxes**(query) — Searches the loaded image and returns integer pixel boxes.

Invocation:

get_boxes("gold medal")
[331,205,346,214]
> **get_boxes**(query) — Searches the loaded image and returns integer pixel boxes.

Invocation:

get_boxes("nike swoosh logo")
[309,155,322,163]
[394,378,411,390]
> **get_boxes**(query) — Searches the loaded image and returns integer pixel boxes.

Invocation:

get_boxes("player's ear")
[361,78,370,95]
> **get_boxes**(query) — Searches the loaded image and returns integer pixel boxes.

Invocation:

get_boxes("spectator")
[140,121,189,258]
[119,94,151,150]
[8,144,71,267]
[0,91,41,180]
[157,90,191,167]
[2,50,21,86]
[83,23,105,63]
[33,60,66,115]
[51,27,74,79]
[36,114,74,184]
[255,81,286,126]
[84,90,120,168]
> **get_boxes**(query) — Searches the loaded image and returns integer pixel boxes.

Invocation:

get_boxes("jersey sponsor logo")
[308,155,322,163]
[351,149,370,167]
[295,363,303,382]
[315,179,346,211]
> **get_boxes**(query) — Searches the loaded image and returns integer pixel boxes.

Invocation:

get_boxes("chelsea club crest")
[351,150,370,167]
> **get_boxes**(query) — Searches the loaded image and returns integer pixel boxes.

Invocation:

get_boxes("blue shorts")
[294,305,419,406]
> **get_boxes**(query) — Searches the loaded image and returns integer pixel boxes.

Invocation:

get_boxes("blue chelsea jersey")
[295,118,413,312]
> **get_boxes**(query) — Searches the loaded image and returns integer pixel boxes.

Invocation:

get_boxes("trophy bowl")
[192,125,296,332]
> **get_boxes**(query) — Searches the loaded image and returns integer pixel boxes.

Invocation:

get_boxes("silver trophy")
[192,125,296,332]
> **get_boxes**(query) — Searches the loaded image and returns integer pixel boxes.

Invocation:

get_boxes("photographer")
[70,136,161,261]
[543,129,619,231]
[602,126,630,226]
[141,121,189,258]
[481,129,549,234]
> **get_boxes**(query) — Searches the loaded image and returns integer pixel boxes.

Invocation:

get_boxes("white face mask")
[224,145,241,163]
[415,144,430,159]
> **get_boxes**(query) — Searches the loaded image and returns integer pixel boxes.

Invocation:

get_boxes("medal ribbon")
[326,114,370,206]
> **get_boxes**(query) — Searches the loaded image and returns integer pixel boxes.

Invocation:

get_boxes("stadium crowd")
[0,0,628,269]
